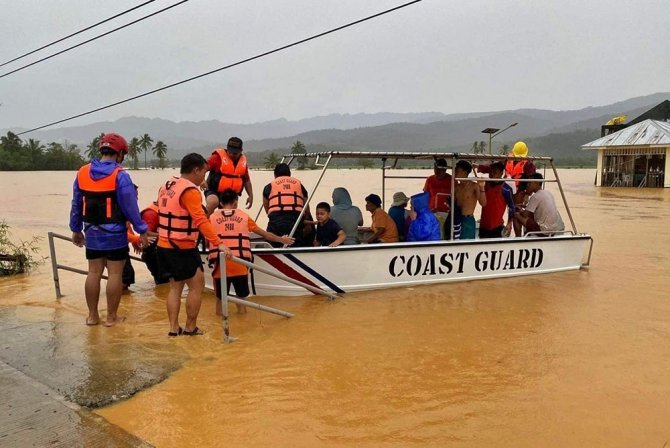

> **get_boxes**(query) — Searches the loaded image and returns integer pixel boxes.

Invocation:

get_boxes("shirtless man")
[454,160,486,240]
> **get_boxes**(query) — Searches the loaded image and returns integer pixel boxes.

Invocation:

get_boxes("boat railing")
[47,231,142,299]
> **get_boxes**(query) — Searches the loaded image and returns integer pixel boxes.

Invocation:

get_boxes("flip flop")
[168,327,183,337]
[182,326,204,336]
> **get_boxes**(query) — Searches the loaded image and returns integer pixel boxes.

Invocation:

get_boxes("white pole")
[219,252,232,343]
[230,256,338,300]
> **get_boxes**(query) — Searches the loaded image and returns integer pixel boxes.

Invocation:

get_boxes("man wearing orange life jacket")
[69,132,149,327]
[262,163,310,247]
[157,153,232,337]
[505,141,537,236]
[208,189,294,314]
[204,137,253,214]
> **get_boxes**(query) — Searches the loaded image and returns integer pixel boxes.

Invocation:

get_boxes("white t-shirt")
[526,190,564,232]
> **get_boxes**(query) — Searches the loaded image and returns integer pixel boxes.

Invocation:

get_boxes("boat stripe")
[284,253,345,294]
[256,254,321,295]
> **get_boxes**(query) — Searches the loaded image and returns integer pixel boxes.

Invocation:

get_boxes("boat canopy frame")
[270,151,578,241]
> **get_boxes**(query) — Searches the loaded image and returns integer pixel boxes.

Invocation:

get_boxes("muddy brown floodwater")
[1,168,669,447]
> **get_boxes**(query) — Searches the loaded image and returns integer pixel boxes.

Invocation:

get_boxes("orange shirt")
[158,188,222,249]
[371,208,399,243]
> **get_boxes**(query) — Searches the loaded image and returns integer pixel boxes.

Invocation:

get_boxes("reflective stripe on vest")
[207,209,253,266]
[157,177,200,244]
[214,149,247,194]
[76,163,125,225]
[267,177,304,215]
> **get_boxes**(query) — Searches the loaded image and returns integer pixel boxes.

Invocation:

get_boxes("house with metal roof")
[582,119,670,188]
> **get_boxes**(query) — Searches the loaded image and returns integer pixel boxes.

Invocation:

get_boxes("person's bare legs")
[85,258,105,325]
[104,259,126,326]
[167,278,186,334]
[184,269,205,333]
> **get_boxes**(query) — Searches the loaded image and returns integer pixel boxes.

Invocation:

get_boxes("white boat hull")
[204,235,592,297]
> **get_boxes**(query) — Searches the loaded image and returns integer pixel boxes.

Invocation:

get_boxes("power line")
[0,0,189,80]
[0,1,157,69]
[18,0,422,136]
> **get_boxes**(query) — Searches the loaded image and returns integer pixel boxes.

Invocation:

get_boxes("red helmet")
[99,133,128,154]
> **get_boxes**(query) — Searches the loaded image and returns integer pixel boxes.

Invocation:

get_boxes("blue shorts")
[459,215,476,240]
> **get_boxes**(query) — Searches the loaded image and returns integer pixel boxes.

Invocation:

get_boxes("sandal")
[168,327,183,337]
[182,326,204,336]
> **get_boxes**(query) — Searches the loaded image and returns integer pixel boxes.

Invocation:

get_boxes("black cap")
[227,137,243,153]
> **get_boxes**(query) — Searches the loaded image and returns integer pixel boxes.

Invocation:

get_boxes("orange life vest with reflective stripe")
[157,177,200,245]
[77,163,125,225]
[207,209,253,275]
[214,149,247,193]
[267,177,304,215]
[207,209,253,278]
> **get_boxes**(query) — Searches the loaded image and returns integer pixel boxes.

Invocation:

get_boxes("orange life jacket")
[267,177,305,215]
[207,209,253,278]
[77,163,126,225]
[157,177,200,245]
[506,157,528,188]
[214,149,247,193]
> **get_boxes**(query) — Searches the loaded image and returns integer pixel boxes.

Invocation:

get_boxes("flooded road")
[1,168,669,447]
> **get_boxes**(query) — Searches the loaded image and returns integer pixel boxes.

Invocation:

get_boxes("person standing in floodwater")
[69,133,149,327]
[156,153,232,337]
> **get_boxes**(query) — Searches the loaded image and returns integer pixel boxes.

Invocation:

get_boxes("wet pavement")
[1,360,151,447]
[0,301,189,446]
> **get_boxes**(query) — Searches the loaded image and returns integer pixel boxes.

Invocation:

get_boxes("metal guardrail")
[47,232,142,299]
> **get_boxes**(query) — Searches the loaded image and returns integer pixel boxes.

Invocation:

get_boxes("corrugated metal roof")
[582,119,670,149]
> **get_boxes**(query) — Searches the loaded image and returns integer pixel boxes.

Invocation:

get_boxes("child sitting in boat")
[313,202,346,247]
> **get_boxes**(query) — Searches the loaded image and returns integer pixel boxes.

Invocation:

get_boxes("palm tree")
[138,134,154,169]
[263,151,281,169]
[127,137,140,170]
[290,140,307,170]
[85,133,104,161]
[152,140,168,169]
[499,144,510,156]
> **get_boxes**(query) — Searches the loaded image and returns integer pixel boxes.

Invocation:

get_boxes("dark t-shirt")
[315,219,342,246]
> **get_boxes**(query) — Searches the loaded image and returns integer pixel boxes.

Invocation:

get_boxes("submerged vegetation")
[0,221,45,275]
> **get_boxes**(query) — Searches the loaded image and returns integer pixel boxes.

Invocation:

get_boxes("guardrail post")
[48,232,62,299]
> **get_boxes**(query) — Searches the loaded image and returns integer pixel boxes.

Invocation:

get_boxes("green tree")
[138,134,154,169]
[127,137,140,170]
[25,139,45,168]
[499,144,510,155]
[152,140,168,169]
[290,140,307,170]
[263,151,281,169]
[85,133,104,161]
[357,158,374,169]
[478,141,487,154]
[471,141,480,154]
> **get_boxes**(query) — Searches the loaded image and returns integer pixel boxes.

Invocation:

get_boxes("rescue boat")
[204,151,593,296]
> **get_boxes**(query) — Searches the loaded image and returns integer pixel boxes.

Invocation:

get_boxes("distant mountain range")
[4,92,669,165]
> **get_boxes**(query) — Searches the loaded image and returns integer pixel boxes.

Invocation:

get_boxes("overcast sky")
[0,0,668,131]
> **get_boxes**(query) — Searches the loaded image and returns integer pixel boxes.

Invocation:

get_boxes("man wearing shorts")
[157,153,231,336]
[69,133,149,327]
[208,189,294,314]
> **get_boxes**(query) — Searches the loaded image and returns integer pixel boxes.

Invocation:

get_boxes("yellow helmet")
[512,141,528,157]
